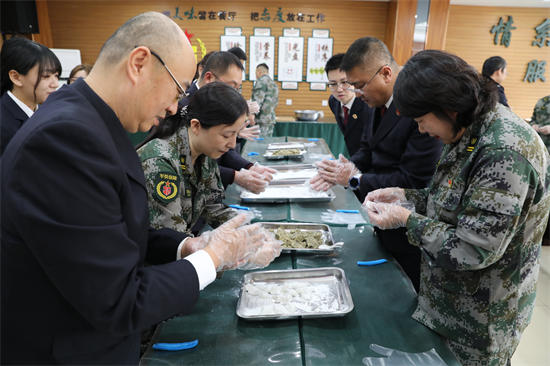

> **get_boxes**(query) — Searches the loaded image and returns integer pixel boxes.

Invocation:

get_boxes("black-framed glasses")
[135,46,189,103]
[346,64,389,95]
[327,81,352,91]
[209,71,243,94]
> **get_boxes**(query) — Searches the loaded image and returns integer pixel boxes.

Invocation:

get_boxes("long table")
[140,137,459,366]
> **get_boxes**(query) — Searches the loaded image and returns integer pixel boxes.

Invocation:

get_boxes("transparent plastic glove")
[320,209,367,229]
[362,344,447,366]
[229,205,263,223]
[247,100,260,114]
[249,163,277,179]
[365,201,410,230]
[247,113,256,126]
[234,168,270,194]
[238,230,283,270]
[539,125,550,135]
[238,125,261,141]
[365,187,406,204]
[197,214,265,271]
[309,173,336,192]
[316,154,360,186]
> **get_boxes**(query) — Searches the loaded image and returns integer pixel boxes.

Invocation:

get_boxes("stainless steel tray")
[267,142,305,150]
[240,187,335,203]
[269,164,315,171]
[261,222,336,254]
[236,267,354,320]
[268,178,308,186]
[264,148,307,160]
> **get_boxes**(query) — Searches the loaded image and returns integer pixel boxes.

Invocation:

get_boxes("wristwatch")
[348,173,362,190]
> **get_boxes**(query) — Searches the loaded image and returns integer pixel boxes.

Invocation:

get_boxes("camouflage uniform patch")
[251,74,279,137]
[530,95,550,152]
[137,125,237,235]
[403,104,550,364]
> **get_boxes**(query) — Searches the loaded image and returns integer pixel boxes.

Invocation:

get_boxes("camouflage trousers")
[258,123,275,138]
[446,339,513,366]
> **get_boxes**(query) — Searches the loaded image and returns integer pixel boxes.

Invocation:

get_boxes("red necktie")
[343,106,349,126]
[380,105,387,118]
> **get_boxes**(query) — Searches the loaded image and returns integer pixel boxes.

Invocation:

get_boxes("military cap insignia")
[154,171,181,204]
[352,114,358,119]
[180,155,186,171]
[466,136,479,153]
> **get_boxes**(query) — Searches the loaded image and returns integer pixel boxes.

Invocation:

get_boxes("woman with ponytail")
[1,37,61,155]
[364,50,550,366]
[137,82,249,247]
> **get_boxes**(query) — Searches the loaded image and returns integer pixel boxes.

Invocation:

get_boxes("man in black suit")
[312,37,443,291]
[1,12,273,365]
[178,52,274,193]
[326,53,372,158]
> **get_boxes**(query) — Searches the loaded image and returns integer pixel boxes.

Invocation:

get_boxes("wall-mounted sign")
[163,7,326,23]
[249,35,275,81]
[277,36,304,82]
[306,36,333,83]
[220,29,246,80]
[491,16,516,47]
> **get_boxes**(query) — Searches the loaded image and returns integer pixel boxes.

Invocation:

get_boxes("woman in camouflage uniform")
[530,95,550,152]
[137,82,248,241]
[366,50,550,366]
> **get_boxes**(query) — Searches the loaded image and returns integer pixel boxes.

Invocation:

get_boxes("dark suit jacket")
[1,92,30,156]
[1,79,200,365]
[328,95,372,158]
[179,82,251,188]
[351,101,443,253]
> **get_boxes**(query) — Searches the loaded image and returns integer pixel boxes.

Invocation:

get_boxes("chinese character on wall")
[524,60,547,83]
[533,19,550,47]
[491,16,516,47]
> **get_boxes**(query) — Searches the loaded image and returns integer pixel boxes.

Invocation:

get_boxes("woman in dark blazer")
[1,37,61,155]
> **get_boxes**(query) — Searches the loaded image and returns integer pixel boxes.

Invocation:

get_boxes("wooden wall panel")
[445,5,550,120]
[392,0,417,66]
[46,0,388,118]
[425,0,450,50]
[32,0,53,48]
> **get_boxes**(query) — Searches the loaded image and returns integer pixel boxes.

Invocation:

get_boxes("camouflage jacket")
[137,125,237,235]
[529,95,550,151]
[404,103,550,354]
[251,74,279,125]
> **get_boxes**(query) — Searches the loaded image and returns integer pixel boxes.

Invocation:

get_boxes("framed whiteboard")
[249,36,275,81]
[50,48,82,79]
[277,36,304,82]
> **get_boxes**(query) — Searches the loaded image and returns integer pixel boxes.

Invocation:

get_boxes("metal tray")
[240,187,335,203]
[264,148,307,160]
[261,222,336,254]
[268,164,315,171]
[268,178,308,186]
[267,142,305,150]
[236,267,354,320]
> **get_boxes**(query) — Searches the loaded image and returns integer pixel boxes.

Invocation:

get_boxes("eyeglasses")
[346,64,389,95]
[327,81,352,91]
[135,46,189,103]
[209,71,243,94]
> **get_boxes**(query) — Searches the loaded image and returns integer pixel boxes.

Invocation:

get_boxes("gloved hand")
[247,113,256,126]
[539,125,550,135]
[197,214,266,271]
[362,344,447,366]
[365,187,406,204]
[237,231,283,270]
[316,154,360,187]
[365,201,410,230]
[234,168,270,194]
[247,100,260,114]
[238,125,261,141]
[309,173,336,192]
[249,163,277,178]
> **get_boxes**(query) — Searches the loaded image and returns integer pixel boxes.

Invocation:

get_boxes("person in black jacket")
[311,37,443,291]
[0,37,61,155]
[325,53,372,158]
[1,12,277,365]
[179,51,275,193]
[482,56,509,108]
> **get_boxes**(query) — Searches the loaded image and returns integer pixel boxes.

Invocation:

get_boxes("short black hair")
[1,37,62,97]
[200,51,244,81]
[482,56,507,77]
[227,47,247,62]
[340,37,395,73]
[394,50,498,138]
[257,63,269,71]
[325,53,345,77]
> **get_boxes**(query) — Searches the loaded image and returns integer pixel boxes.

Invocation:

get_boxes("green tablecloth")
[274,122,349,159]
